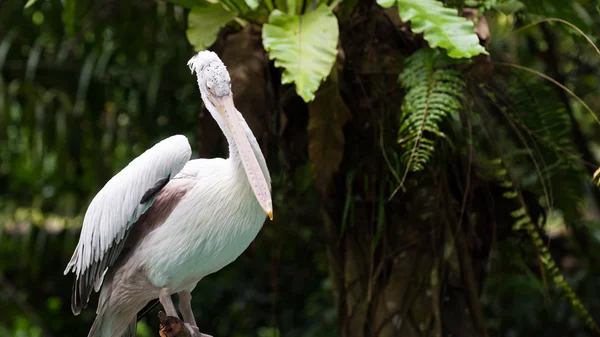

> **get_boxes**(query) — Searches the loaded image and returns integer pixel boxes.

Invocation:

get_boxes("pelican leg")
[178,291,213,337]
[159,288,178,318]
[178,291,197,326]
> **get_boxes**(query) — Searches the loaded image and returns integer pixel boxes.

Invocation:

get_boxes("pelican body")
[64,51,272,337]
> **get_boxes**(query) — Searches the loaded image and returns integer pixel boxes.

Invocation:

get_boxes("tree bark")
[317,4,500,337]
[321,176,502,337]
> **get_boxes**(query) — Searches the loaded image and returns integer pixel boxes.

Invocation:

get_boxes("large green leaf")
[377,0,487,58]
[307,70,351,191]
[186,3,237,51]
[262,4,339,102]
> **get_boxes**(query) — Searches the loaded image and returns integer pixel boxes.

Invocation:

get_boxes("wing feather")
[64,135,192,314]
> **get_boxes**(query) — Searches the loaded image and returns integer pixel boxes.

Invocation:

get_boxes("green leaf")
[285,0,301,15]
[61,0,77,37]
[262,5,339,102]
[377,0,487,58]
[24,0,39,8]
[397,49,466,172]
[493,0,525,14]
[186,3,237,51]
[307,70,351,192]
[245,0,260,10]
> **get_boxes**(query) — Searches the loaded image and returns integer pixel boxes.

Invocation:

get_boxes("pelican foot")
[158,311,186,337]
[185,323,213,337]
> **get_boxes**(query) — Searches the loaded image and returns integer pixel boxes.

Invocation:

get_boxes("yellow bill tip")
[267,211,273,221]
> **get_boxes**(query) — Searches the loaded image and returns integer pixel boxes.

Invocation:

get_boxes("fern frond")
[483,158,600,333]
[398,49,466,173]
[486,73,586,221]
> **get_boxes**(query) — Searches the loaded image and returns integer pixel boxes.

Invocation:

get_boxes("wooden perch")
[158,311,189,337]
[158,311,213,337]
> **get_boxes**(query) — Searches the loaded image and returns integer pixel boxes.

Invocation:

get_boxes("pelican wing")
[64,135,192,314]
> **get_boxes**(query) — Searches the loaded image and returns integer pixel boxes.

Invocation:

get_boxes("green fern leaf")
[486,158,600,333]
[397,49,465,172]
[377,0,488,58]
[487,73,585,221]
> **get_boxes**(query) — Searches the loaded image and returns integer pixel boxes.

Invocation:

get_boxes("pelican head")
[188,51,273,220]
[188,51,232,99]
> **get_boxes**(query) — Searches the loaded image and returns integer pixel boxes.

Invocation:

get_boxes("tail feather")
[87,306,137,337]
[124,319,137,337]
[87,309,107,337]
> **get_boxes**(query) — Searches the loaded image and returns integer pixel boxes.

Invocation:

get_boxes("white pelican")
[63,51,272,337]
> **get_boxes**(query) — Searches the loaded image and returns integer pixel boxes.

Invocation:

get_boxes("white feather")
[136,157,267,290]
[64,135,192,277]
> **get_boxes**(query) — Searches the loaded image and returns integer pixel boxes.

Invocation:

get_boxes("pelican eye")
[206,81,217,96]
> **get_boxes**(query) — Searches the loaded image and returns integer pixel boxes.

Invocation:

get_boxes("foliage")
[187,3,238,51]
[485,72,586,221]
[262,4,339,102]
[397,49,466,173]
[484,157,598,332]
[378,0,488,58]
[169,0,340,102]
[519,0,597,34]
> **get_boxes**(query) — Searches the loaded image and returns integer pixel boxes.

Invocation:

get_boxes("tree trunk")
[321,176,501,337]
[318,4,501,337]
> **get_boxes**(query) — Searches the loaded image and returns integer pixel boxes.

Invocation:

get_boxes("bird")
[63,50,273,337]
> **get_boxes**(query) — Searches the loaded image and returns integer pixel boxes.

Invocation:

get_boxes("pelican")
[63,51,272,337]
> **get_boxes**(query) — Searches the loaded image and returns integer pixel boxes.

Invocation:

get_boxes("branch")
[158,311,213,337]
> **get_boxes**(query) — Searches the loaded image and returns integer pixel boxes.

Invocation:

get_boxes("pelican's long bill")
[209,93,273,220]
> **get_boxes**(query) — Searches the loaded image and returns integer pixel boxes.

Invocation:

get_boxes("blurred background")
[2,0,600,337]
